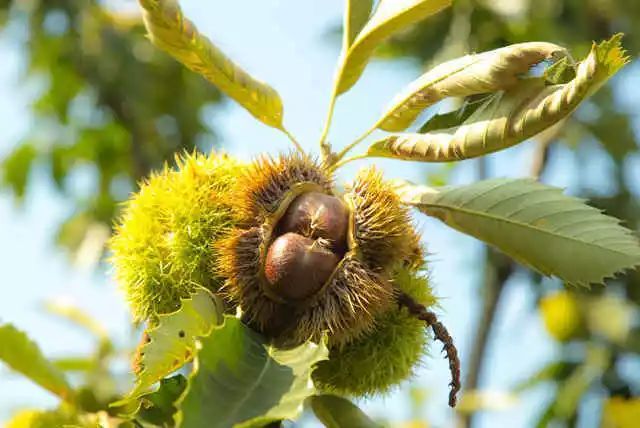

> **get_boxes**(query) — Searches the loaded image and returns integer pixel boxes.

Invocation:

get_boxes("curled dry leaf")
[368,35,628,162]
[377,41,567,132]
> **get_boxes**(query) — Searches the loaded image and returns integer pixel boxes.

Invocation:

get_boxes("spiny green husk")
[312,267,436,396]
[110,151,242,322]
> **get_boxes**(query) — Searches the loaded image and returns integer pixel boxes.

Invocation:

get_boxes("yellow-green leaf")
[52,357,96,372]
[397,178,640,286]
[602,396,640,428]
[126,288,223,399]
[0,324,73,400]
[377,42,567,132]
[344,0,373,49]
[336,0,452,95]
[368,34,628,162]
[44,300,109,341]
[553,345,609,418]
[138,0,285,129]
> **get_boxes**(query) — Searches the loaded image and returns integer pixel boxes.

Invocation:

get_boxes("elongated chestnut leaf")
[125,288,223,399]
[344,0,373,49]
[396,178,640,286]
[377,41,567,132]
[368,35,628,162]
[308,394,380,428]
[0,324,73,400]
[336,0,451,95]
[139,0,285,129]
[178,316,328,428]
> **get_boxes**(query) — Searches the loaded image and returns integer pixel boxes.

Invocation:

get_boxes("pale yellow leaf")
[139,0,284,129]
[377,42,567,132]
[344,0,373,49]
[456,390,518,414]
[368,35,628,162]
[336,0,452,95]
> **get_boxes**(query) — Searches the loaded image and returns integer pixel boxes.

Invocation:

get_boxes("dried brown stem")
[397,291,461,407]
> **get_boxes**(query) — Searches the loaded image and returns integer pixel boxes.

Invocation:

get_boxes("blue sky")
[3,0,628,426]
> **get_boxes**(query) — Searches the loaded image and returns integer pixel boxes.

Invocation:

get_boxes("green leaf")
[137,375,188,427]
[1,143,37,200]
[336,0,452,95]
[52,357,96,372]
[377,41,567,132]
[553,345,609,418]
[367,35,628,162]
[344,0,373,48]
[178,316,328,428]
[0,324,73,400]
[418,94,491,133]
[543,57,577,85]
[396,178,640,286]
[44,300,109,341]
[138,0,285,129]
[307,394,380,428]
[127,288,223,398]
[513,361,578,393]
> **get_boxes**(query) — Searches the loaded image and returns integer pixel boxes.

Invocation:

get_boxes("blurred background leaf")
[0,0,225,263]
[0,324,74,401]
[307,394,381,428]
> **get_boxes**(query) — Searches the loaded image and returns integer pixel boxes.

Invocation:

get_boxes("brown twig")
[397,291,461,407]
[463,249,514,398]
[530,118,566,179]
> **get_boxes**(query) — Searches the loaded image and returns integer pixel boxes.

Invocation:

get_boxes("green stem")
[318,83,339,163]
[328,153,369,172]
[332,122,379,165]
[280,127,304,154]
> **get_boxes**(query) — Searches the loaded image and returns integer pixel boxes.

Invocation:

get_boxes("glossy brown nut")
[277,192,349,254]
[264,232,339,302]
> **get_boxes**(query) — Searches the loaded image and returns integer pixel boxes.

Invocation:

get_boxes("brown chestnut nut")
[277,192,349,254]
[264,232,339,301]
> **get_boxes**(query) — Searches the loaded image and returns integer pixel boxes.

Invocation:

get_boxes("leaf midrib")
[420,200,639,259]
[221,347,273,427]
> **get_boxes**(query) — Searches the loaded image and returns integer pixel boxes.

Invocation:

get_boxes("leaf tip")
[593,33,630,76]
